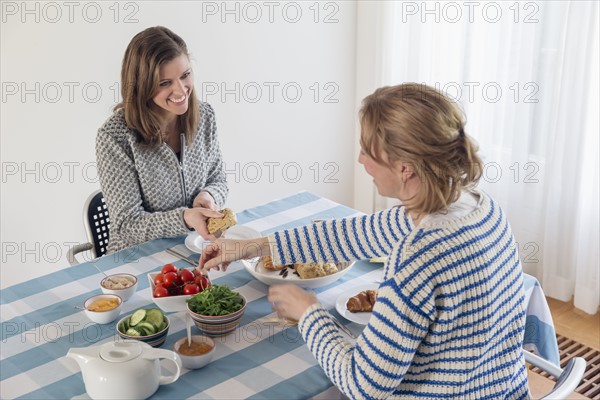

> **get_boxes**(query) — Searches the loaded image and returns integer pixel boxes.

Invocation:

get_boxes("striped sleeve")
[269,207,413,265]
[298,280,432,399]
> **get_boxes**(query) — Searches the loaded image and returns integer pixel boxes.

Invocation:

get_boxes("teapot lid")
[99,341,143,363]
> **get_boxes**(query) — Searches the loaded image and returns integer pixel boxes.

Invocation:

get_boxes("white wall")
[0,1,358,288]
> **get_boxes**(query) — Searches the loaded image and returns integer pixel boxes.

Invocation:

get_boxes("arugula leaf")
[186,285,244,316]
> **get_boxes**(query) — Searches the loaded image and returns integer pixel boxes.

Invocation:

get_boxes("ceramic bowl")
[100,273,138,302]
[173,335,216,369]
[84,294,122,324]
[148,272,192,313]
[116,315,170,348]
[186,295,247,337]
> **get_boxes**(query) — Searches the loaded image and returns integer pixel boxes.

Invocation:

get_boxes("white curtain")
[356,1,599,314]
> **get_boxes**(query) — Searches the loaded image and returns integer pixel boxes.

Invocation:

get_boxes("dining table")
[0,191,560,399]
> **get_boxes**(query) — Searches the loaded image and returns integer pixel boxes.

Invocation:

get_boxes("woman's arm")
[269,208,414,266]
[298,280,430,399]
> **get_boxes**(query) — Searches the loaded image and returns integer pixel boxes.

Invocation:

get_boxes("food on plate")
[186,285,244,316]
[346,289,378,313]
[153,264,210,298]
[262,256,287,271]
[176,340,214,356]
[261,258,342,279]
[207,208,237,235]
[295,262,339,279]
[118,308,167,336]
[102,275,134,290]
[87,298,120,312]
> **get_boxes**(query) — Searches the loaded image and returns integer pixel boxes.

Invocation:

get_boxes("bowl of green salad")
[186,285,246,337]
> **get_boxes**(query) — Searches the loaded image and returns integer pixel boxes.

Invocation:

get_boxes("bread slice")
[207,208,237,235]
[295,262,339,279]
[262,256,287,271]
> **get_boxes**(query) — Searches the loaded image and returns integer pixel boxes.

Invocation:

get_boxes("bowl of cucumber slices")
[116,308,169,347]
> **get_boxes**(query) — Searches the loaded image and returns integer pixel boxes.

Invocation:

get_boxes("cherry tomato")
[195,275,211,291]
[161,263,178,275]
[163,271,178,287]
[153,286,169,297]
[180,269,195,283]
[153,273,165,286]
[183,283,200,295]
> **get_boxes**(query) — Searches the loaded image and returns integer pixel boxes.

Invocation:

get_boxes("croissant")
[346,290,378,313]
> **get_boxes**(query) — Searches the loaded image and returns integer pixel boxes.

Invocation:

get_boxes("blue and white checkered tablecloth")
[0,191,560,399]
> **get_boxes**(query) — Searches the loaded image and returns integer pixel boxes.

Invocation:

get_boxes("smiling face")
[152,54,193,122]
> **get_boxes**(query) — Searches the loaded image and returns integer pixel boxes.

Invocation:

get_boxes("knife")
[329,314,356,338]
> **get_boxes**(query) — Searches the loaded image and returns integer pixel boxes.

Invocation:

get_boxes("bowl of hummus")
[100,273,138,301]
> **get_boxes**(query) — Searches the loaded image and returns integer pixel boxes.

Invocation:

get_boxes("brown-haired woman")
[200,83,529,398]
[96,26,228,253]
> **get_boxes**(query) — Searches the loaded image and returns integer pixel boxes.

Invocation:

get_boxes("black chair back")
[85,191,110,258]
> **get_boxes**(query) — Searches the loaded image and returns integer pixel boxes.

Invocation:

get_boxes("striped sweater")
[269,191,529,399]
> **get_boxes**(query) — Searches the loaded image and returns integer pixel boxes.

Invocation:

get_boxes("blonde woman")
[200,83,529,399]
[96,26,227,253]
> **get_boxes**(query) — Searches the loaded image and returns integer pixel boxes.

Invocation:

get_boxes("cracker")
[207,208,237,235]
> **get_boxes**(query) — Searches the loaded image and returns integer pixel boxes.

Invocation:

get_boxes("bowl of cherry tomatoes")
[148,263,211,313]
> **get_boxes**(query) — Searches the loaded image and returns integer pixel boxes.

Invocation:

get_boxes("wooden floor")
[547,298,600,351]
[528,298,599,399]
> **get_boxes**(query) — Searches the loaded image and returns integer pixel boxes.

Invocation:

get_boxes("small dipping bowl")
[84,294,122,324]
[101,273,138,302]
[173,335,216,369]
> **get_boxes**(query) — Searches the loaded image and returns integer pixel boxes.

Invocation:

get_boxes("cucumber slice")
[129,309,146,326]
[126,327,142,336]
[145,309,164,328]
[158,321,167,332]
[136,322,156,335]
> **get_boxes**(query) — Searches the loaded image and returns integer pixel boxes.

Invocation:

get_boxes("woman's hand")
[199,237,271,272]
[268,284,318,322]
[183,207,223,240]
[193,191,217,210]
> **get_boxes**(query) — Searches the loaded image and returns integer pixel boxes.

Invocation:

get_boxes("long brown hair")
[360,83,483,215]
[115,26,199,147]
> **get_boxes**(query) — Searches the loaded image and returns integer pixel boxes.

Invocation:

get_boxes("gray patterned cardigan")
[96,102,228,254]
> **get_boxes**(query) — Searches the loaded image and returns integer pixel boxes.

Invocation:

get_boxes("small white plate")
[185,225,262,253]
[335,283,379,325]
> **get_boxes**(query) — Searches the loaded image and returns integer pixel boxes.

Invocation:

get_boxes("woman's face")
[358,148,403,199]
[152,54,193,121]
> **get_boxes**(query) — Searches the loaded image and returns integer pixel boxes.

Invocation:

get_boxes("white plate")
[335,283,379,325]
[241,258,355,289]
[185,225,262,253]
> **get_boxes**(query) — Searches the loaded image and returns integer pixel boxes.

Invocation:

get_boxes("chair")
[525,350,587,399]
[67,190,110,265]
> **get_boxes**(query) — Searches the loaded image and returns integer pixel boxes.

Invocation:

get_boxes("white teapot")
[67,341,182,400]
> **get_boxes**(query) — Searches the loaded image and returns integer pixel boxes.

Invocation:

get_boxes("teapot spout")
[67,347,99,370]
